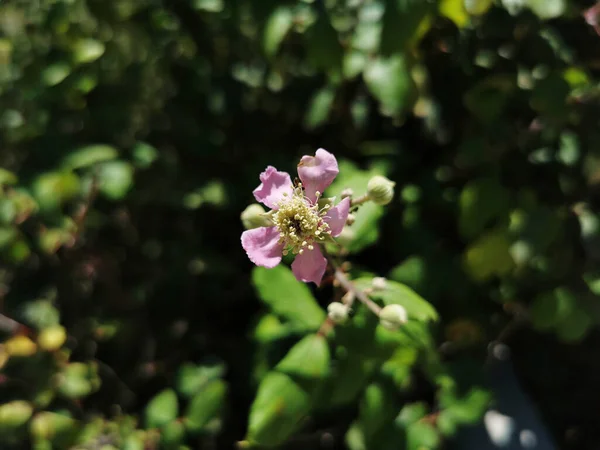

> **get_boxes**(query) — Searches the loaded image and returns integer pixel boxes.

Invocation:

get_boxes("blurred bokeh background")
[1,0,600,448]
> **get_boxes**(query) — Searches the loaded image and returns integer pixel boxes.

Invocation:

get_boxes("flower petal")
[291,245,327,286]
[297,148,339,203]
[324,197,350,237]
[241,226,283,268]
[253,166,294,210]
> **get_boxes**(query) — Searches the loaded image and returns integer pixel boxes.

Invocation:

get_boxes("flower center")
[272,185,331,255]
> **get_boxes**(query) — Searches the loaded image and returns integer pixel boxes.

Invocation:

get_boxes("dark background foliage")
[1,0,600,448]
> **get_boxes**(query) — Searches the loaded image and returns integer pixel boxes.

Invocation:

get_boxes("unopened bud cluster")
[327,302,349,324]
[367,175,395,206]
[379,304,408,330]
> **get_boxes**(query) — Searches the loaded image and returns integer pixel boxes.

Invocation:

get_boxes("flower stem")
[350,194,370,207]
[333,268,382,315]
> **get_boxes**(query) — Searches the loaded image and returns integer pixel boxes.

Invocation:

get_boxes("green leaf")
[305,13,343,77]
[252,265,325,329]
[439,0,470,27]
[145,389,178,429]
[458,176,510,239]
[185,379,227,433]
[276,334,330,380]
[354,278,438,322]
[464,0,494,15]
[246,372,311,447]
[526,0,566,19]
[406,422,440,450]
[364,54,413,117]
[556,306,594,342]
[132,142,159,169]
[437,387,491,436]
[0,168,17,185]
[531,288,576,330]
[97,161,134,200]
[61,145,119,170]
[176,362,226,398]
[463,229,514,282]
[33,171,81,210]
[72,39,105,64]
[359,383,397,440]
[263,7,294,58]
[304,86,335,130]
[381,0,434,55]
[0,401,33,432]
[161,420,185,448]
[464,75,515,124]
[41,63,71,86]
[396,402,428,427]
[530,73,570,117]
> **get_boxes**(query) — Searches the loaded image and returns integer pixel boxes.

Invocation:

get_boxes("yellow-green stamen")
[272,184,331,255]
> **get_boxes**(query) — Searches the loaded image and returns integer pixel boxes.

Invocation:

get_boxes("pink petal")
[297,148,339,203]
[324,197,350,237]
[253,166,294,210]
[291,245,327,286]
[241,226,283,268]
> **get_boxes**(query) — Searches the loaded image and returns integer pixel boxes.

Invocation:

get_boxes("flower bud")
[240,204,271,230]
[327,302,349,324]
[379,304,408,330]
[367,175,396,205]
[372,277,387,291]
[38,326,67,351]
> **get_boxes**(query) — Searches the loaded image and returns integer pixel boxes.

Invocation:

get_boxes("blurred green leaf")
[264,7,294,58]
[33,171,80,210]
[252,265,325,329]
[177,362,226,398]
[145,389,178,429]
[463,229,514,282]
[72,39,105,64]
[97,161,134,200]
[245,372,311,447]
[304,86,335,130]
[440,0,470,27]
[459,176,510,239]
[41,63,70,86]
[464,0,494,15]
[531,288,576,330]
[185,380,227,433]
[526,0,566,19]
[62,145,119,170]
[364,54,413,117]
[276,334,330,380]
[407,422,440,450]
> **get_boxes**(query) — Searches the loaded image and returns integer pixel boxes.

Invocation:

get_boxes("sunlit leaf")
[252,266,325,329]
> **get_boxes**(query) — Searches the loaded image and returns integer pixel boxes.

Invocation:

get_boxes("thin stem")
[333,268,381,315]
[351,194,370,207]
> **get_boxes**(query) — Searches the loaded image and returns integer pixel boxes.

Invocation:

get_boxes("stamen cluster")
[272,184,331,255]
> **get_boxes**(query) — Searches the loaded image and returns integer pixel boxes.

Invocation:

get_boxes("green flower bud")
[379,304,408,330]
[240,204,272,230]
[372,277,387,291]
[327,302,349,324]
[367,175,396,206]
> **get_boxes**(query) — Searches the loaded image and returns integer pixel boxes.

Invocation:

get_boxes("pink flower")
[241,149,350,285]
